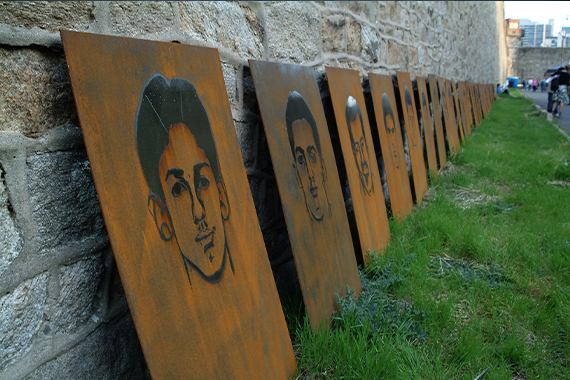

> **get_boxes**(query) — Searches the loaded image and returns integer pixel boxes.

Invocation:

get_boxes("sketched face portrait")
[136,74,233,285]
[382,93,399,169]
[404,86,417,148]
[346,96,373,195]
[286,91,328,222]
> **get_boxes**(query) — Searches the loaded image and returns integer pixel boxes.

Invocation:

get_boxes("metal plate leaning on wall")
[437,77,461,155]
[325,66,391,264]
[445,79,464,148]
[427,74,448,168]
[395,71,429,203]
[458,81,474,135]
[415,77,439,175]
[368,73,414,220]
[451,81,467,142]
[61,30,296,380]
[249,60,362,332]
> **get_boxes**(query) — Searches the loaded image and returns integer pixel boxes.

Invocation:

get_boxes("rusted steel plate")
[395,72,428,203]
[249,60,362,330]
[368,73,414,219]
[438,77,460,155]
[458,81,473,135]
[467,81,482,126]
[416,77,439,175]
[428,74,447,167]
[445,79,463,147]
[325,66,391,261]
[465,81,478,126]
[451,81,466,142]
[61,31,296,380]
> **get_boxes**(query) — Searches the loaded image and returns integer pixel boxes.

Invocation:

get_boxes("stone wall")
[0,2,506,379]
[509,46,570,81]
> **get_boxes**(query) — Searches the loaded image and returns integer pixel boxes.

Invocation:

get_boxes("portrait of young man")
[135,73,234,285]
[285,91,330,222]
[404,86,418,149]
[382,93,400,170]
[345,96,374,196]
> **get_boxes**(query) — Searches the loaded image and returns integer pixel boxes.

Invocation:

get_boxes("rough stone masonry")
[0,2,507,379]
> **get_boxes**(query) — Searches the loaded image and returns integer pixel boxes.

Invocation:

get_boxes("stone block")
[179,2,264,59]
[52,256,104,334]
[0,1,94,32]
[0,48,78,137]
[0,164,23,277]
[0,272,49,371]
[388,40,399,65]
[27,151,106,253]
[23,313,146,380]
[347,20,362,56]
[109,1,177,36]
[322,15,347,53]
[266,2,320,63]
[409,46,418,65]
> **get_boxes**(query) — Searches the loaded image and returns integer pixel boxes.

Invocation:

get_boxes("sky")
[504,1,570,35]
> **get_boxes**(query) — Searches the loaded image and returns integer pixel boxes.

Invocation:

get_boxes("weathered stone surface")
[266,2,320,63]
[388,40,399,65]
[221,63,237,107]
[0,164,23,277]
[27,151,106,253]
[0,272,49,371]
[508,47,570,82]
[23,313,146,380]
[0,48,77,137]
[360,25,381,64]
[322,15,347,53]
[347,20,362,56]
[179,2,264,59]
[0,1,94,32]
[52,256,104,334]
[109,1,176,36]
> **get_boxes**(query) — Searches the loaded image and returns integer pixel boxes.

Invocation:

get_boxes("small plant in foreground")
[332,265,428,343]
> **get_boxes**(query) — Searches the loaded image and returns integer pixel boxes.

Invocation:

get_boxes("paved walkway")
[521,89,570,135]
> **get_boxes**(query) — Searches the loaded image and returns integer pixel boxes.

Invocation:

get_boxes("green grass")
[290,92,570,379]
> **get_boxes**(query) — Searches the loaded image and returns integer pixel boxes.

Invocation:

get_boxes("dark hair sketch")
[286,91,329,221]
[404,86,417,148]
[382,93,399,169]
[345,96,374,196]
[135,73,234,285]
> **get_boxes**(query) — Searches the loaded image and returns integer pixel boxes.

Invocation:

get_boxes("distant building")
[519,18,554,47]
[559,27,570,48]
[505,18,524,47]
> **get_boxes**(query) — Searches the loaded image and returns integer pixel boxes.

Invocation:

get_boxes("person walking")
[541,78,546,92]
[551,64,570,118]
[533,79,538,92]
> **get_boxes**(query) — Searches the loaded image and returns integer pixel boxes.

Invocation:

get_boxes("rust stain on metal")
[416,77,439,175]
[368,73,414,219]
[61,30,296,380]
[395,72,428,203]
[249,60,362,331]
[325,66,391,261]
[427,75,447,167]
